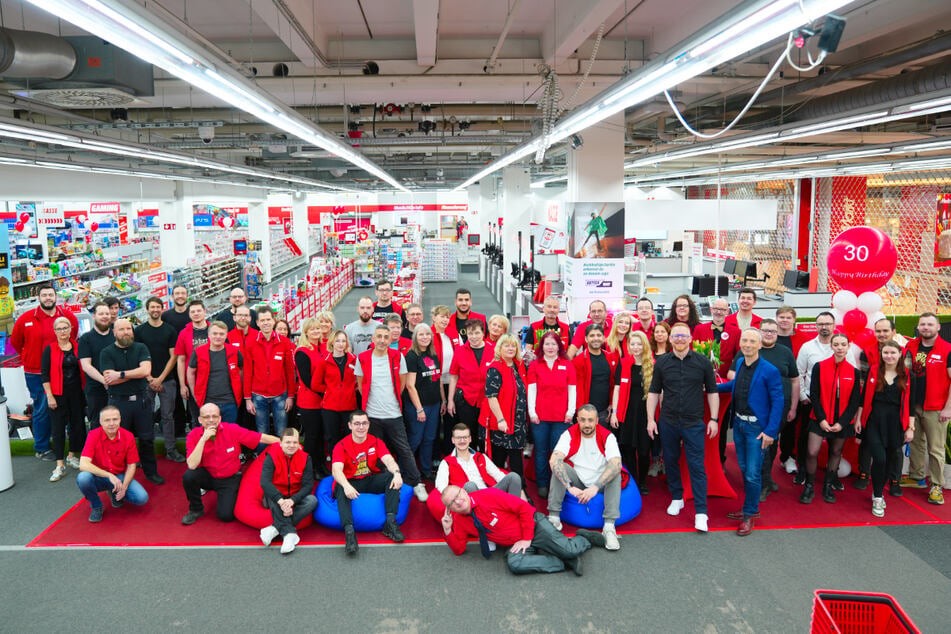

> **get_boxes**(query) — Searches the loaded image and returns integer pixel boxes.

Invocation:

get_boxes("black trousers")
[299,408,326,473]
[110,394,158,477]
[182,467,241,520]
[50,387,85,460]
[334,472,399,528]
[506,513,591,574]
[490,445,524,482]
[369,416,421,486]
[454,392,483,452]
[85,386,108,430]
[321,409,350,460]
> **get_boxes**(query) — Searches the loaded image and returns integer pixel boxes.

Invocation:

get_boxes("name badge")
[25,321,33,327]
[128,395,136,401]
[274,355,283,361]
[229,363,237,370]
[489,516,498,527]
[226,446,234,453]
[557,365,566,370]
[621,378,629,383]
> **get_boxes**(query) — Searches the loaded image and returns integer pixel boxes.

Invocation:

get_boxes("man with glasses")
[435,423,523,497]
[631,297,656,339]
[372,280,406,326]
[567,300,611,359]
[647,322,719,532]
[694,298,741,380]
[401,303,425,340]
[215,287,257,331]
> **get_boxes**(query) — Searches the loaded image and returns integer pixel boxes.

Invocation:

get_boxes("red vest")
[446,311,487,347]
[529,319,570,351]
[47,340,84,394]
[564,424,629,487]
[572,349,618,408]
[265,443,309,497]
[480,360,526,433]
[693,322,741,379]
[614,356,642,424]
[906,336,951,411]
[296,345,325,410]
[193,344,242,407]
[812,356,857,422]
[444,452,500,488]
[227,327,257,357]
[861,372,911,430]
[397,337,412,355]
[452,342,495,406]
[317,353,358,411]
[358,348,403,411]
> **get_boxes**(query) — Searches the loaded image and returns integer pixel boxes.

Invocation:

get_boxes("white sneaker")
[487,540,497,552]
[603,526,620,551]
[280,532,300,554]
[49,465,67,482]
[547,515,563,531]
[784,458,799,474]
[260,525,279,546]
[695,513,709,532]
[871,497,886,518]
[413,483,428,502]
[200,488,207,496]
[666,499,685,516]
[66,456,81,470]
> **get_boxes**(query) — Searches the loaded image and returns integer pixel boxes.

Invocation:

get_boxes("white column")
[158,194,194,269]
[566,113,625,203]
[500,166,532,315]
[247,200,271,281]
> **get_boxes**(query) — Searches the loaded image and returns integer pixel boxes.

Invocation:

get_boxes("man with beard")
[135,296,184,462]
[176,300,211,429]
[215,287,258,331]
[345,296,378,355]
[78,302,115,432]
[445,288,487,347]
[162,285,191,334]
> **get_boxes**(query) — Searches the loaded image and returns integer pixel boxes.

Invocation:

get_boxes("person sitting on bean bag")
[259,428,317,555]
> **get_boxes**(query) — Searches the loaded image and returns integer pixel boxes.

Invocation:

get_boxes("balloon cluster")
[218,215,235,229]
[13,211,30,233]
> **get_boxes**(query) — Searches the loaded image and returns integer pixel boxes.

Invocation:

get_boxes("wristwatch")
[120,371,125,380]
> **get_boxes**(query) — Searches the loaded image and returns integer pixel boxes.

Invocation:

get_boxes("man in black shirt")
[135,296,184,462]
[372,280,406,326]
[78,302,115,430]
[572,324,614,423]
[647,322,718,532]
[162,285,191,334]
[215,287,258,332]
[101,318,164,485]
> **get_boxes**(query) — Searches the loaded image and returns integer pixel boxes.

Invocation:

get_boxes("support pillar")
[566,113,625,203]
[501,166,532,316]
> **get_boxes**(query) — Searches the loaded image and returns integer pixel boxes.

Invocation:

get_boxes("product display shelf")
[285,259,354,330]
[421,239,458,282]
[170,257,240,314]
[268,226,304,281]
[340,242,379,280]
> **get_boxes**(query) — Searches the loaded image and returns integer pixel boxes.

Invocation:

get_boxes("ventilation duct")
[0,28,76,79]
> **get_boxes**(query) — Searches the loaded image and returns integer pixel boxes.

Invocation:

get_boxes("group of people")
[11,278,949,563]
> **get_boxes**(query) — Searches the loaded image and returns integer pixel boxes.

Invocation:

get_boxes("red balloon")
[14,221,24,232]
[826,227,898,293]
[843,309,867,334]
[852,328,876,350]
[89,222,99,232]
[19,212,30,223]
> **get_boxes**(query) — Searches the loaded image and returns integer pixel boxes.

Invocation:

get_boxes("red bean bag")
[234,454,314,531]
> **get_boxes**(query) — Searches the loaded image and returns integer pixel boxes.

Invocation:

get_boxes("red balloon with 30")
[826,226,898,293]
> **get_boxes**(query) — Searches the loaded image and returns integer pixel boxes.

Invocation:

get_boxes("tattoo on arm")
[551,457,572,488]
[597,458,622,490]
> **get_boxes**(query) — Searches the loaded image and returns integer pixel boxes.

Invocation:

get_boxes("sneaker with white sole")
[603,526,620,551]
[666,499,685,516]
[695,513,709,532]
[66,456,81,470]
[871,497,886,518]
[647,459,664,477]
[260,525,279,546]
[547,515,563,531]
[280,533,300,554]
[783,457,798,474]
[487,540,497,552]
[413,483,428,502]
[49,465,67,482]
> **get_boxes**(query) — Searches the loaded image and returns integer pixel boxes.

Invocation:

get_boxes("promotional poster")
[567,202,625,259]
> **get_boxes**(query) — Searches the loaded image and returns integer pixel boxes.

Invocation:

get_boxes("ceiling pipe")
[0,28,77,79]
[484,0,524,73]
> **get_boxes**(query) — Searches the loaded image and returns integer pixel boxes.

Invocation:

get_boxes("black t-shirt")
[471,346,485,366]
[776,334,793,352]
[190,326,209,352]
[588,353,612,412]
[190,347,242,404]
[78,328,115,392]
[907,344,951,407]
[405,349,442,406]
[736,345,797,405]
[134,321,178,379]
[162,307,191,335]
[99,342,151,397]
[40,345,82,391]
[526,319,563,348]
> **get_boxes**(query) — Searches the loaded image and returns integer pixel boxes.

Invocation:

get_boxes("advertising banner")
[193,204,248,229]
[39,205,65,227]
[562,257,625,321]
[567,202,625,259]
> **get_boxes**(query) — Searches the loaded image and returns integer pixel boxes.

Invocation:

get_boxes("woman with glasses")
[664,294,700,332]
[41,316,85,483]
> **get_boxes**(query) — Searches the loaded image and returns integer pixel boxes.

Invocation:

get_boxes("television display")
[783,269,810,289]
[744,262,759,279]
[672,241,684,252]
[723,258,737,275]
[733,260,749,278]
[691,275,729,297]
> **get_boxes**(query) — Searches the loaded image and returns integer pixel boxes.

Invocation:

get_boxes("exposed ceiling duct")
[0,28,77,79]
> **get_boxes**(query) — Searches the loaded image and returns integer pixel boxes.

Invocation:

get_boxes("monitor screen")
[672,241,684,252]
[723,258,737,275]
[745,261,758,279]
[783,269,810,289]
[734,260,748,278]
[467,233,480,245]
[692,275,729,297]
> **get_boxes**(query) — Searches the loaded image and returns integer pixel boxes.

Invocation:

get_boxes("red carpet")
[28,449,951,548]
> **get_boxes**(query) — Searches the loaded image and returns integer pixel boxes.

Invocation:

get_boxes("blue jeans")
[211,401,238,425]
[251,393,288,436]
[734,418,766,518]
[659,420,707,514]
[406,403,441,473]
[76,471,149,509]
[534,421,571,488]
[25,372,51,453]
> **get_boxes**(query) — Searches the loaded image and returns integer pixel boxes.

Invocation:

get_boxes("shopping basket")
[811,590,920,634]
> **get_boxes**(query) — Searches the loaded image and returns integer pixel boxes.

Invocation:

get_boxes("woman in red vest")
[313,329,357,459]
[448,320,495,450]
[487,314,510,346]
[651,321,672,357]
[609,330,654,494]
[481,334,529,484]
[605,311,633,362]
[295,317,329,477]
[315,311,336,351]
[801,333,863,505]
[860,341,914,518]
[527,331,577,498]
[41,316,85,483]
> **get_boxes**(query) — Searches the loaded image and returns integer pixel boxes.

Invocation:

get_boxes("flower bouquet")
[692,339,721,370]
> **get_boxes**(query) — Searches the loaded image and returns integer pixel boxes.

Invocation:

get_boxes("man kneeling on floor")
[182,403,279,525]
[331,409,405,555]
[260,428,317,554]
[547,404,623,551]
[77,405,149,522]
[434,423,527,500]
[440,484,603,575]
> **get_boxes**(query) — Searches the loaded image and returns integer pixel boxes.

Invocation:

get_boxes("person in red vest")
[11,283,79,461]
[567,300,611,358]
[775,306,815,357]
[547,405,623,551]
[448,320,495,449]
[182,403,279,525]
[435,423,524,498]
[227,304,259,455]
[176,300,210,429]
[609,330,654,494]
[259,427,317,554]
[481,334,529,485]
[572,324,618,424]
[355,324,424,501]
[900,312,951,505]
[631,297,656,340]
[384,313,412,355]
[187,322,243,425]
[800,333,863,505]
[693,297,741,380]
[313,329,358,470]
[604,312,633,363]
[725,288,763,330]
[295,317,329,478]
[445,288,487,347]
[664,295,700,333]
[371,279,405,326]
[486,314,510,346]
[244,306,296,440]
[41,316,85,482]
[525,296,569,356]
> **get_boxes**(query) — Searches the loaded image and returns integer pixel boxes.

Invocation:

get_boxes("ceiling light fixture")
[24,0,407,192]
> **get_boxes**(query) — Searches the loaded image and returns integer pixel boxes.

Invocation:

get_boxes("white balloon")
[837,459,852,478]
[866,310,887,329]
[832,290,858,313]
[833,308,845,325]
[857,291,883,315]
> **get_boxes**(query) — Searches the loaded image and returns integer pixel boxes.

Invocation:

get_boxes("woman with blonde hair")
[605,311,633,361]
[315,311,336,350]
[486,314,510,345]
[609,330,654,494]
[480,333,528,482]
[295,317,328,476]
[312,329,358,472]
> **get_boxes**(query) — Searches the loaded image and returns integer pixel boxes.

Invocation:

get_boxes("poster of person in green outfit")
[567,202,625,259]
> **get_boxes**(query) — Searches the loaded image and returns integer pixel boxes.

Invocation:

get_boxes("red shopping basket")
[811,590,920,634]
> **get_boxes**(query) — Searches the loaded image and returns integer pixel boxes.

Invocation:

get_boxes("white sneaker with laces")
[487,540,497,552]
[260,525,279,546]
[280,533,300,554]
[413,483,428,502]
[695,513,709,532]
[784,458,799,474]
[666,499,685,516]
[66,456,81,470]
[49,465,67,482]
[602,526,620,551]
[871,497,886,518]
[547,515,563,531]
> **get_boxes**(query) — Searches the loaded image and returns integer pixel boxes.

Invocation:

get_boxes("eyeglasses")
[760,329,778,334]
[671,334,690,340]
[816,322,835,327]
[351,420,370,427]
[452,435,471,442]
[54,326,72,331]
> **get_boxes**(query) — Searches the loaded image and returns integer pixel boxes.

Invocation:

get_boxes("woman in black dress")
[482,333,528,481]
[610,330,654,494]
[42,316,85,483]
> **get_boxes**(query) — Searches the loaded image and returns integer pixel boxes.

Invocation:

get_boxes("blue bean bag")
[557,471,642,529]
[313,475,412,531]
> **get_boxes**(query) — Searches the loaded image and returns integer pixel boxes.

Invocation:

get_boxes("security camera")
[198,125,215,144]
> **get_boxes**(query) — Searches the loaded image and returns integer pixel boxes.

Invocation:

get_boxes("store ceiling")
[0,0,949,192]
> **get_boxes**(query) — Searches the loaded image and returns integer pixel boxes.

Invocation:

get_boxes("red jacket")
[812,356,858,422]
[724,312,762,330]
[174,322,208,361]
[631,318,656,339]
[12,305,78,373]
[395,337,412,355]
[45,340,85,394]
[564,423,630,487]
[861,372,911,430]
[450,342,495,406]
[693,322,741,379]
[314,352,358,411]
[572,349,618,408]
[906,337,951,411]
[480,360,526,433]
[788,327,816,357]
[264,443,309,497]
[445,487,534,556]
[227,326,258,357]
[569,318,612,350]
[358,348,403,411]
[295,345,325,410]
[193,343,242,407]
[446,311,487,347]
[444,452,500,488]
[529,318,570,352]
[244,331,297,398]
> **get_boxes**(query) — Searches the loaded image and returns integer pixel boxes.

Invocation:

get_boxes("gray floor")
[2,272,949,632]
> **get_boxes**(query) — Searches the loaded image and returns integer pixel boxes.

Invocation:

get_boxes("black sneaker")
[822,482,836,503]
[853,473,869,490]
[575,529,607,548]
[110,493,125,509]
[89,506,104,523]
[35,450,55,462]
[888,480,903,497]
[344,525,359,555]
[564,557,583,577]
[793,472,805,486]
[382,520,405,543]
[638,482,649,496]
[165,448,186,463]
[146,473,166,485]
[830,475,845,492]
[181,509,204,525]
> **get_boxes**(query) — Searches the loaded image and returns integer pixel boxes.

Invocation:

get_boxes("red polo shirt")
[244,330,297,398]
[331,434,391,480]
[449,342,495,406]
[569,318,612,350]
[11,305,79,373]
[81,427,140,475]
[527,357,577,421]
[186,422,261,479]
